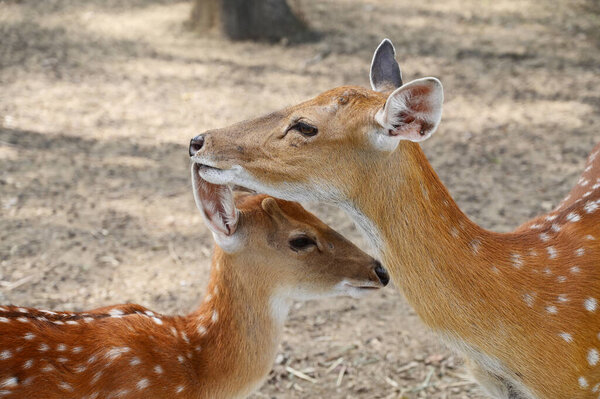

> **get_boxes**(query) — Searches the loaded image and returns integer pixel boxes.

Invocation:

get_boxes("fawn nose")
[189,134,205,157]
[374,261,390,286]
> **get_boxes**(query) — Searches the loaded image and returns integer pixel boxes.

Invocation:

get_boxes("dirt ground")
[1,0,599,397]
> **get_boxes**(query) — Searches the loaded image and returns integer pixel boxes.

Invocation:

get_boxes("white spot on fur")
[558,294,569,303]
[211,310,219,323]
[557,276,567,283]
[571,266,581,274]
[539,233,550,242]
[523,293,536,307]
[57,344,66,352]
[72,346,82,354]
[58,382,73,391]
[547,246,557,259]
[16,317,29,323]
[177,355,184,363]
[579,376,588,388]
[469,239,481,254]
[559,332,573,343]
[41,364,54,372]
[0,318,8,323]
[74,365,86,373]
[137,379,149,390]
[105,347,130,361]
[176,385,184,393]
[585,297,597,312]
[38,344,49,352]
[566,212,581,222]
[576,248,585,257]
[546,305,558,314]
[152,317,163,325]
[0,378,17,389]
[197,325,207,336]
[511,253,523,269]
[154,365,163,374]
[0,351,11,360]
[588,349,599,366]
[23,333,35,341]
[130,357,141,366]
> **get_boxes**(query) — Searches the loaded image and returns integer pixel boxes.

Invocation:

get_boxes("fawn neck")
[185,249,287,398]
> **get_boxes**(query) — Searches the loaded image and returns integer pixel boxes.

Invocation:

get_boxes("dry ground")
[1,0,599,397]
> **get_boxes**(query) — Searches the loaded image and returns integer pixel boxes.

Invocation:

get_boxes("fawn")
[0,169,389,398]
[188,39,600,398]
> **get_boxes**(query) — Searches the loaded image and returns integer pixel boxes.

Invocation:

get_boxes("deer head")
[191,163,389,300]
[189,39,443,205]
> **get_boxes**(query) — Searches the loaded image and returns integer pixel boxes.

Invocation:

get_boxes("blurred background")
[1,0,599,397]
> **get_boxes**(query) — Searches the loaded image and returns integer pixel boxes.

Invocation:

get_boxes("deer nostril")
[189,135,205,157]
[374,261,390,286]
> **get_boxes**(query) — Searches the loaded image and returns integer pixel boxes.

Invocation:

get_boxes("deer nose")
[189,134,205,157]
[374,261,390,286]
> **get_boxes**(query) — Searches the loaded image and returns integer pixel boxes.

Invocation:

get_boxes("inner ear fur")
[375,77,443,142]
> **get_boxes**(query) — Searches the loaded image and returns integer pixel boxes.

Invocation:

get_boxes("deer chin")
[336,280,383,298]
[192,162,241,186]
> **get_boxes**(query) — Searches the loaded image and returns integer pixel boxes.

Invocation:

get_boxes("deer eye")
[289,235,316,251]
[288,121,318,137]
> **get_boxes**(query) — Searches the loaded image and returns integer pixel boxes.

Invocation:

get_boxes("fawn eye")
[289,235,316,251]
[288,121,318,137]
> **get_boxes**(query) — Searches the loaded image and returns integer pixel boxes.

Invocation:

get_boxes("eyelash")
[288,121,318,137]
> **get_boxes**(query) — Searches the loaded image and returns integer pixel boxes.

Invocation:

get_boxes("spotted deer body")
[0,189,388,398]
[188,39,600,398]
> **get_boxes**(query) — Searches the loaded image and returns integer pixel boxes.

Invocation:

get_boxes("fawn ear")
[375,77,443,144]
[261,197,287,224]
[191,165,239,249]
[370,39,403,92]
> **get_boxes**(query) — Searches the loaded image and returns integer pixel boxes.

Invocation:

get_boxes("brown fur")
[0,196,382,399]
[191,81,600,398]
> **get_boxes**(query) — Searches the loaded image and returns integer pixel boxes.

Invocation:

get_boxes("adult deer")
[0,173,388,399]
[188,39,600,398]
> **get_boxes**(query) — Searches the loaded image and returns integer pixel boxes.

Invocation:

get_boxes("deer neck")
[183,250,288,398]
[344,143,509,334]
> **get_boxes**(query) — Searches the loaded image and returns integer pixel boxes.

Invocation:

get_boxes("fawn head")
[191,164,389,299]
[189,39,443,204]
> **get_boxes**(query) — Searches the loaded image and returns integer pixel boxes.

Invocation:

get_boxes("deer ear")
[370,39,403,92]
[191,165,240,250]
[261,197,287,224]
[375,77,443,143]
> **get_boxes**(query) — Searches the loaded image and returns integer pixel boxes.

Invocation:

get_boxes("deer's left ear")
[375,77,443,143]
[370,39,403,92]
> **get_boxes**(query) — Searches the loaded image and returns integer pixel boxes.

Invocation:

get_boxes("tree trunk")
[190,0,310,42]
